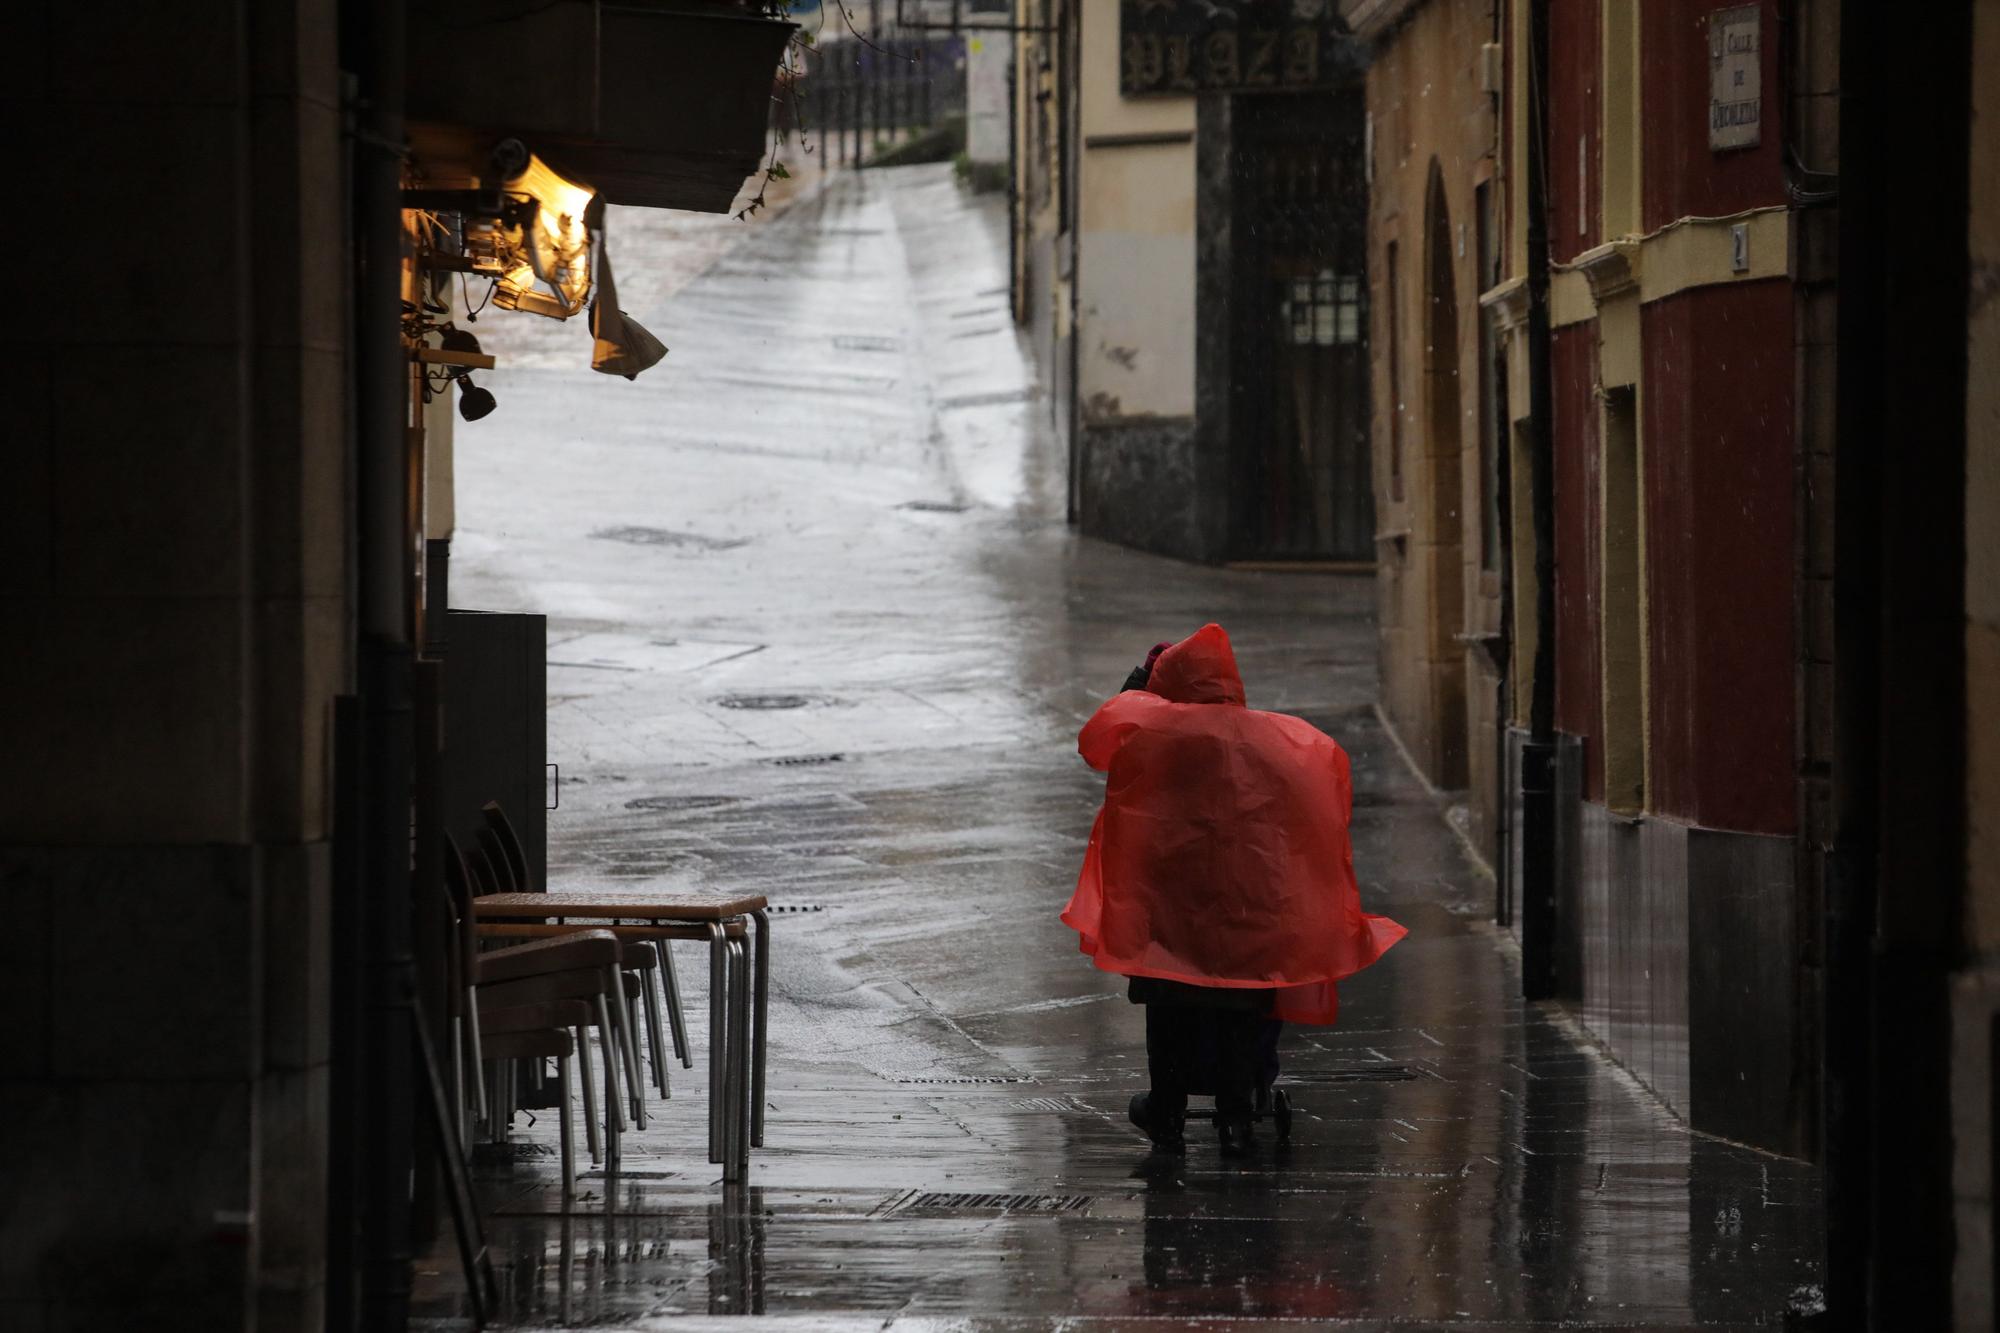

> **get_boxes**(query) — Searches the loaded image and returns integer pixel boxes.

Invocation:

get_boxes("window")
[1283,271,1363,346]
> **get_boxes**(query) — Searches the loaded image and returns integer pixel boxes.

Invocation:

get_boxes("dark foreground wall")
[0,4,349,1326]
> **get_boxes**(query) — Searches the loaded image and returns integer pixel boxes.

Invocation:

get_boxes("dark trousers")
[1143,1004,1284,1120]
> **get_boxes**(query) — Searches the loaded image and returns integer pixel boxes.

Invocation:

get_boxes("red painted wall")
[1641,281,1796,834]
[1551,323,1603,801]
[1547,0,1601,263]
[1640,0,1788,229]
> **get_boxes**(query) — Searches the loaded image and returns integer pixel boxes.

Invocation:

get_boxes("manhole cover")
[899,499,969,513]
[876,1190,1091,1217]
[591,526,749,551]
[624,795,743,812]
[769,752,845,766]
[717,693,815,711]
[939,388,1033,410]
[833,334,902,353]
[1285,1066,1418,1084]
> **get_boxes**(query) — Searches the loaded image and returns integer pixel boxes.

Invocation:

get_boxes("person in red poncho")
[1062,623,1407,1156]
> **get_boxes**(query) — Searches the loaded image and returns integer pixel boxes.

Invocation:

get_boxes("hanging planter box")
[407,0,796,213]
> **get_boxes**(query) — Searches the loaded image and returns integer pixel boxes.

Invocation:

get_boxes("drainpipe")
[334,0,416,1327]
[1516,0,1559,1000]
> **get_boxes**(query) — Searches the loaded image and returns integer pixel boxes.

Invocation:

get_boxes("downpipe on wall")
[332,0,417,1328]
[1516,0,1559,1001]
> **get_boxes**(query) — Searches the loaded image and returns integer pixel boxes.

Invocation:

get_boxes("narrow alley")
[414,166,1822,1329]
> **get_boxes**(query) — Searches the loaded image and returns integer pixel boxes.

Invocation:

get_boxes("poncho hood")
[1147,623,1246,706]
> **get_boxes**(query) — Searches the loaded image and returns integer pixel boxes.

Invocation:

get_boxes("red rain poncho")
[1061,624,1406,1025]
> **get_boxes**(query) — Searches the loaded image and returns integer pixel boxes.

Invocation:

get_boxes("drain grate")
[717,693,815,711]
[769,752,845,766]
[877,1190,1092,1217]
[1008,1095,1089,1112]
[896,1075,1034,1085]
[579,1168,677,1181]
[472,1142,557,1163]
[765,903,827,915]
[624,795,742,812]
[1286,1065,1418,1084]
[833,333,902,353]
[591,526,748,551]
[899,499,969,513]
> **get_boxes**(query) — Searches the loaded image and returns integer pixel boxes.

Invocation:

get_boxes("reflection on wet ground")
[417,165,1822,1328]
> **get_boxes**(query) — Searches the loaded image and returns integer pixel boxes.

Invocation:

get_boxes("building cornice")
[1477,276,1530,333]
[1572,239,1643,303]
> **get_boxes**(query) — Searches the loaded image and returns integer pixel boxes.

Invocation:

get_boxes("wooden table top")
[472,890,769,922]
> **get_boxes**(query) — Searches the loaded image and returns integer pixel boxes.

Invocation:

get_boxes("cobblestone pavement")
[417,165,1822,1329]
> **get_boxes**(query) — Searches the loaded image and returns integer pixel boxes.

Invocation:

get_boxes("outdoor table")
[472,891,770,1179]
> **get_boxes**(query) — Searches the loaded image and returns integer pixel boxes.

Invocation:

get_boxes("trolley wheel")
[1272,1087,1293,1140]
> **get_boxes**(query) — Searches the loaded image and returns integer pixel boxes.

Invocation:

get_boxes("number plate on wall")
[1120,0,1361,97]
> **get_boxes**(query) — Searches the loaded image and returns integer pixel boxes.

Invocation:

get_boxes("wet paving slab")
[418,165,1823,1328]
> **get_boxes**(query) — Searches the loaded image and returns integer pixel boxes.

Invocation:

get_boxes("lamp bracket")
[402,189,536,227]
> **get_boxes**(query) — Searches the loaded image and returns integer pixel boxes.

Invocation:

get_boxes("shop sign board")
[1120,0,1360,97]
[1708,4,1762,151]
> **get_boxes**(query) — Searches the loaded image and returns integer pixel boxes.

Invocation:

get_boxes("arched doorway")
[1424,160,1468,786]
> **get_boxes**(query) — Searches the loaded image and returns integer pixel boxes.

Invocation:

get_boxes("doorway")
[1227,91,1373,562]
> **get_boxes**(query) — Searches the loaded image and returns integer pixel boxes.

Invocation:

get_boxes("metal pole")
[869,0,882,161]
[1516,0,1558,1002]
[334,1,420,1326]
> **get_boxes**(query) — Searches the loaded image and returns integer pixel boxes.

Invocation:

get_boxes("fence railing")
[796,36,967,166]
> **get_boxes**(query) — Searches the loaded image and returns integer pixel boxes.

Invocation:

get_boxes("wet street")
[419,165,1822,1329]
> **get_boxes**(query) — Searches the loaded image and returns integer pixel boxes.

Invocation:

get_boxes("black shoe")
[1129,1092,1186,1155]
[1216,1117,1254,1159]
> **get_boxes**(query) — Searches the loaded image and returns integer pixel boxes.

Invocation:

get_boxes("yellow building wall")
[1075,0,1197,422]
[1363,0,1501,849]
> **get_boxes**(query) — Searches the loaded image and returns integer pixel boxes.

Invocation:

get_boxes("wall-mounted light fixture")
[493,153,600,320]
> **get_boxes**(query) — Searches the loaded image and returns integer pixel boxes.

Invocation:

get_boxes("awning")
[407,0,797,213]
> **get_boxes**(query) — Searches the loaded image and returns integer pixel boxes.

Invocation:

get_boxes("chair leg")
[450,1018,465,1143]
[707,924,727,1165]
[660,938,692,1068]
[608,966,647,1130]
[751,910,770,1148]
[558,1053,576,1202]
[602,1017,622,1176]
[594,993,625,1137]
[728,937,753,1181]
[466,987,489,1125]
[638,948,671,1099]
[576,1024,601,1165]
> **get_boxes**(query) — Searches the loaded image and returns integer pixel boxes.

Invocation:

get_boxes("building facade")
[1344,0,1507,861]
[1013,0,1374,564]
